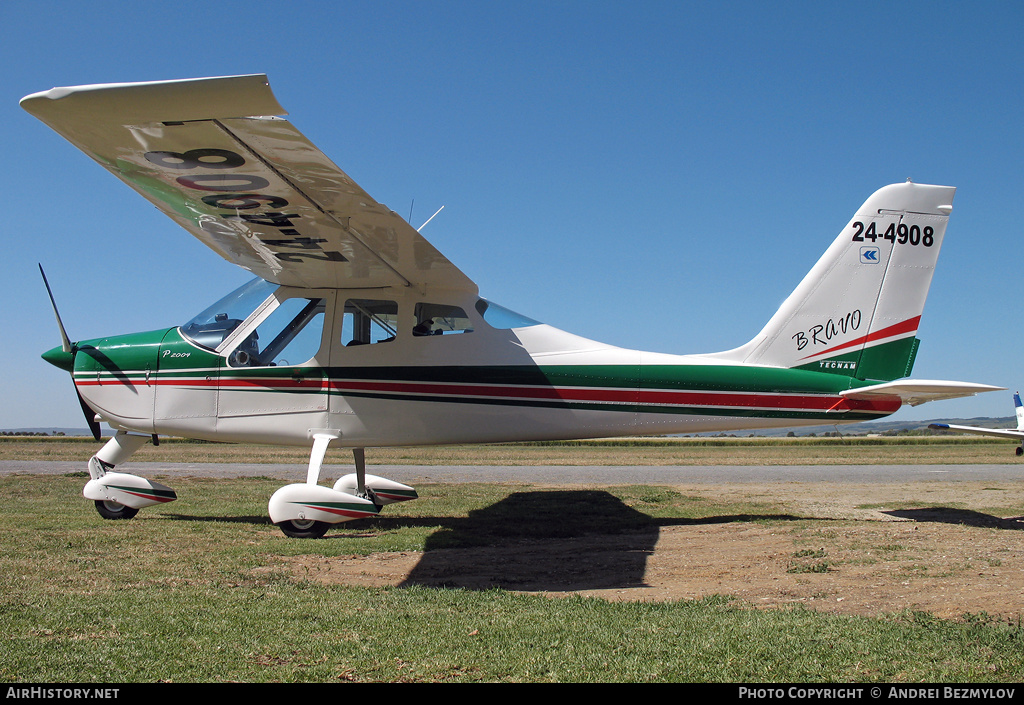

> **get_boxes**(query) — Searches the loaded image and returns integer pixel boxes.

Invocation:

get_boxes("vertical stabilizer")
[708,182,955,382]
[1014,392,1023,431]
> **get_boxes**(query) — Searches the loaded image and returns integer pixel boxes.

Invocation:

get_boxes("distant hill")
[695,416,1018,438]
[0,427,114,437]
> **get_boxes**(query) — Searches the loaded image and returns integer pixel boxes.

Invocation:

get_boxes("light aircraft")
[929,393,1024,456]
[22,74,1002,538]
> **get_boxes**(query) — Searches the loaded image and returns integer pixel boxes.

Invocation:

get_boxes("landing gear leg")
[270,431,379,538]
[275,431,340,539]
[88,431,149,480]
[353,447,370,501]
[268,437,413,537]
[334,450,418,506]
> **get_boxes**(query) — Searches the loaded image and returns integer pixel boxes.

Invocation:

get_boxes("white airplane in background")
[930,393,1024,456]
[22,74,1002,538]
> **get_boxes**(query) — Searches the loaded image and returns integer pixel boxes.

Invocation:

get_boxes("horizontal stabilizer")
[928,423,1024,439]
[841,380,1005,407]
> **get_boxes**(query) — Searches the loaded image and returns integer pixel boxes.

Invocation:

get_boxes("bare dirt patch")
[276,482,1024,620]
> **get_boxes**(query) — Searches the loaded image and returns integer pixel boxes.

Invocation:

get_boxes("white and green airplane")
[23,74,1001,538]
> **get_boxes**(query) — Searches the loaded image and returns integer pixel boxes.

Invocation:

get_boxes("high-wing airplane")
[22,74,1003,538]
[929,392,1024,456]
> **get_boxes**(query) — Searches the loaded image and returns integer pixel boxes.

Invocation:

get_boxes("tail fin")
[1015,392,1023,431]
[708,181,955,382]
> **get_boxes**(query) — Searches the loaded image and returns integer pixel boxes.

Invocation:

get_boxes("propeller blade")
[39,264,72,354]
[38,265,97,440]
[76,388,101,442]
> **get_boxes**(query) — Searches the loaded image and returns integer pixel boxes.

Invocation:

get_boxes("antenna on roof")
[417,205,445,232]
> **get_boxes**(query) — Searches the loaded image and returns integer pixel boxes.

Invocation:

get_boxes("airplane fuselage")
[54,284,900,448]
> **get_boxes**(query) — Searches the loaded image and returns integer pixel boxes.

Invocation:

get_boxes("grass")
[787,562,832,574]
[787,549,831,573]
[1,435,1021,465]
[2,474,1023,682]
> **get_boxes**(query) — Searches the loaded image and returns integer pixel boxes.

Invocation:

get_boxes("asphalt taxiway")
[2,460,1020,484]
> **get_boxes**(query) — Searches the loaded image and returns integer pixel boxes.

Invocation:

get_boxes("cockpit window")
[228,296,326,367]
[341,299,398,346]
[414,303,473,336]
[475,299,542,329]
[180,277,277,350]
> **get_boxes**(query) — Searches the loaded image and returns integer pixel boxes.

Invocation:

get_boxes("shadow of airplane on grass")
[399,490,656,592]
[160,489,806,593]
[390,490,805,593]
[883,508,1024,530]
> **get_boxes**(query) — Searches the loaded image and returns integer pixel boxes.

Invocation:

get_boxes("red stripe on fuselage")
[324,379,899,413]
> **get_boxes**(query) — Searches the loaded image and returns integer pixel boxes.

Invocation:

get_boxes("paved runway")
[2,459,1021,484]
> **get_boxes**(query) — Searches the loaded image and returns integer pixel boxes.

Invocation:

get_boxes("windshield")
[475,299,542,329]
[180,277,277,350]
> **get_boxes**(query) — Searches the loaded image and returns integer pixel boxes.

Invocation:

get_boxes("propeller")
[75,389,102,442]
[39,264,101,441]
[39,264,72,354]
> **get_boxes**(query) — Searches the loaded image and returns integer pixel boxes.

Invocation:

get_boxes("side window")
[341,299,398,346]
[228,297,326,367]
[413,303,473,336]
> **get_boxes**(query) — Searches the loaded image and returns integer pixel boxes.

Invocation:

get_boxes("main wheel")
[1015,446,1022,457]
[94,500,139,520]
[278,519,330,539]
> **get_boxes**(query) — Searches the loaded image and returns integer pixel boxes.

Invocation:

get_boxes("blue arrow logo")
[860,247,879,264]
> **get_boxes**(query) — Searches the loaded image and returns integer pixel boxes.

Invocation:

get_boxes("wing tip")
[21,74,284,123]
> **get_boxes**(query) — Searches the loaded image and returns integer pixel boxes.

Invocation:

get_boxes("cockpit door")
[216,290,336,424]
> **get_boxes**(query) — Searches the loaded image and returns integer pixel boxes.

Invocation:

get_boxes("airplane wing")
[21,74,477,293]
[840,380,1006,407]
[927,423,1024,439]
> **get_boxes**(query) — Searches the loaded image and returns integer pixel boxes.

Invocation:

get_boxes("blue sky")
[2,0,1022,429]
